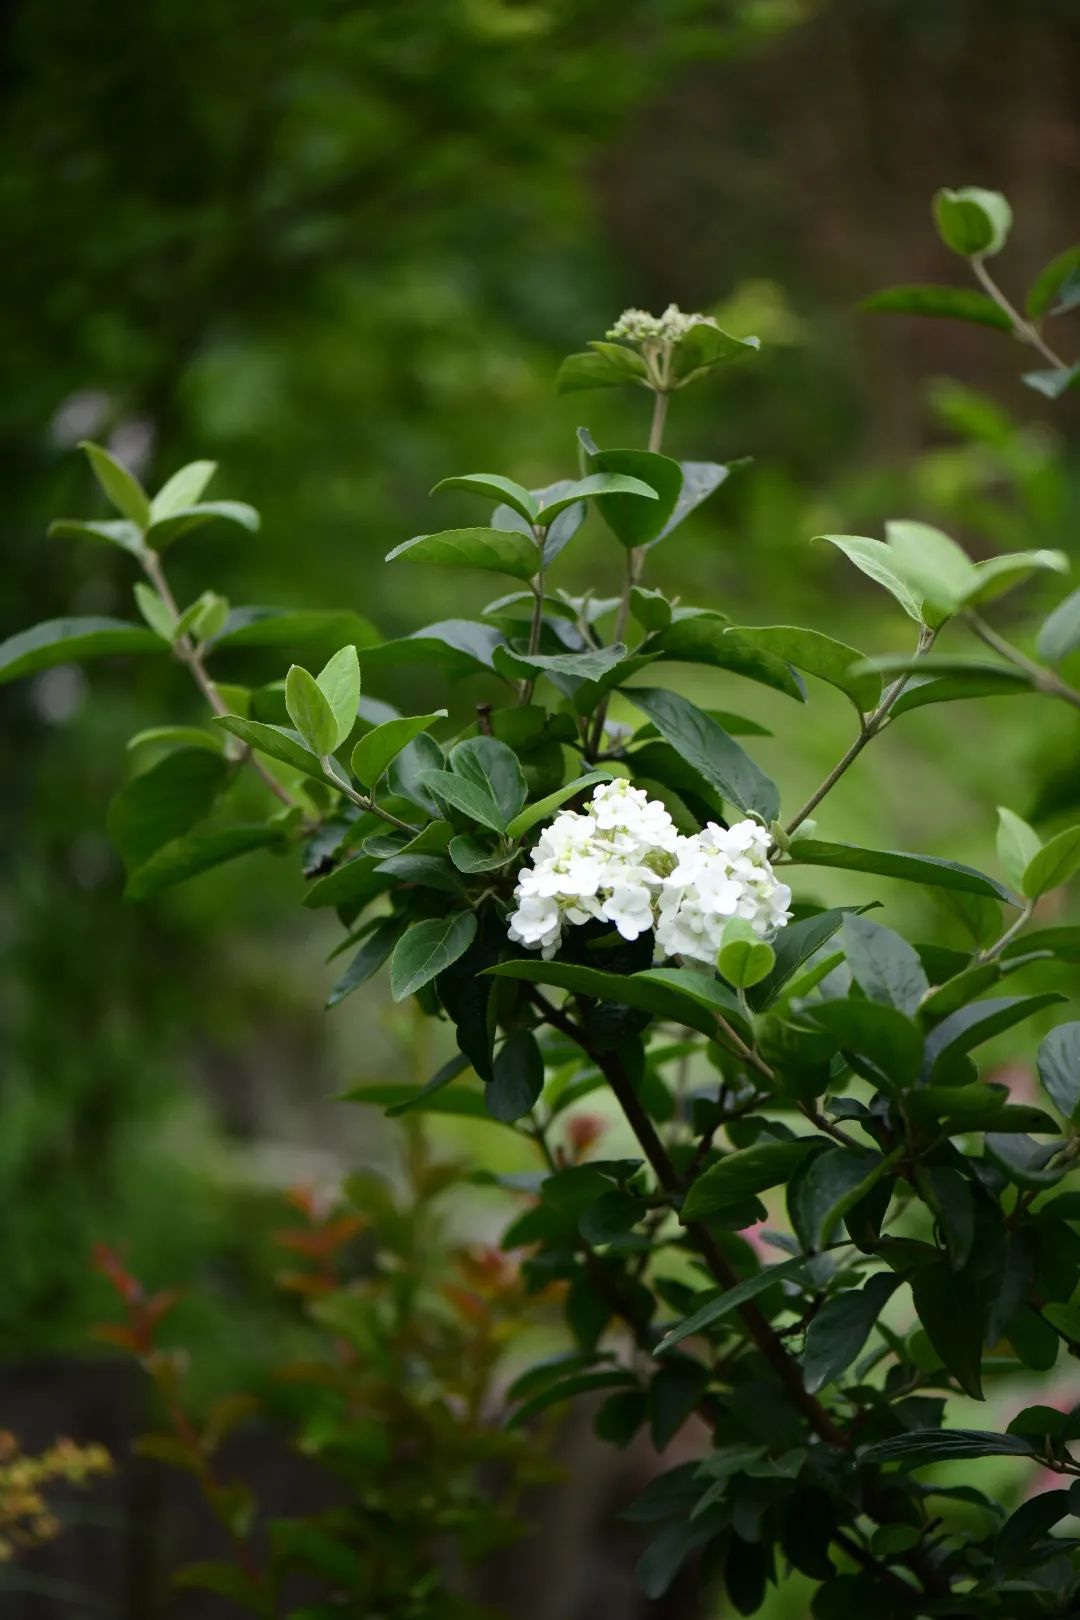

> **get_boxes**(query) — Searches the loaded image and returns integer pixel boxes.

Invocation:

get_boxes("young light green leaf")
[506,771,612,841]
[1023,825,1080,899]
[997,807,1042,893]
[555,347,649,393]
[816,535,923,621]
[0,617,163,683]
[1027,243,1080,317]
[385,528,540,581]
[316,645,361,750]
[213,715,331,784]
[960,549,1068,608]
[716,918,775,989]
[78,440,152,527]
[1037,587,1080,665]
[285,664,339,757]
[133,582,177,641]
[536,471,659,526]
[48,518,147,557]
[670,323,760,380]
[151,460,217,520]
[724,624,880,714]
[351,712,446,789]
[933,186,1012,258]
[431,473,539,524]
[627,688,780,821]
[884,519,976,622]
[390,912,477,1002]
[145,500,260,551]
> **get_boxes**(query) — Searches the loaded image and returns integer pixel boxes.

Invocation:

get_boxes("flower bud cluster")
[607,303,715,345]
[507,780,791,965]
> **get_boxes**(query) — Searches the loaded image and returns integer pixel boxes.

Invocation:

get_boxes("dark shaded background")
[2,0,1079,1613]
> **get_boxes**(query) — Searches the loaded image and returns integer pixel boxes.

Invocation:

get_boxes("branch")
[966,610,1080,713]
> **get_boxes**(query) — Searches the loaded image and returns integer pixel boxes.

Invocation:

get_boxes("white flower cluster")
[507,780,792,966]
[607,303,716,345]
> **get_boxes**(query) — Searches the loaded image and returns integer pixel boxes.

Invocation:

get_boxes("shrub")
[5,186,1080,1616]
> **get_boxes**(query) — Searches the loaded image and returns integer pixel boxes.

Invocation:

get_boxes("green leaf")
[78,440,151,527]
[997,807,1042,892]
[1038,1023,1080,1123]
[787,839,1013,902]
[351,712,446,789]
[506,771,612,841]
[655,1257,809,1354]
[151,459,217,519]
[884,519,976,622]
[487,1030,545,1123]
[538,471,660,526]
[890,663,1034,716]
[211,606,378,653]
[650,461,733,547]
[816,534,923,621]
[447,835,518,873]
[146,500,260,550]
[494,642,629,683]
[810,999,922,1088]
[861,1428,1036,1467]
[1037,587,1080,665]
[212,715,331,785]
[752,907,856,1008]
[127,725,222,757]
[444,735,527,830]
[802,1274,899,1393]
[960,549,1069,608]
[1027,244,1080,317]
[125,825,283,901]
[861,284,1012,330]
[791,1147,897,1251]
[555,347,649,393]
[0,616,164,683]
[487,959,744,1042]
[913,1258,990,1397]
[1023,824,1080,898]
[842,913,928,1016]
[933,186,1012,257]
[994,1490,1070,1580]
[925,994,1064,1079]
[903,1087,1055,1135]
[917,1165,976,1270]
[627,688,779,820]
[576,440,683,547]
[671,323,760,380]
[724,625,880,714]
[986,1133,1067,1190]
[390,912,478,1001]
[431,473,539,523]
[716,918,775,989]
[647,610,807,701]
[385,527,540,581]
[326,916,407,1008]
[172,1561,271,1615]
[339,1080,488,1119]
[1023,362,1080,400]
[48,517,147,557]
[132,582,176,641]
[682,1141,819,1220]
[109,749,228,871]
[285,665,339,757]
[315,645,361,750]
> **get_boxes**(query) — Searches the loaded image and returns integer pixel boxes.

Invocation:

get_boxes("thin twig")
[967,611,1080,712]
[971,256,1072,372]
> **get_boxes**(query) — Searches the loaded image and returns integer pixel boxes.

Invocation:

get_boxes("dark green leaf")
[649,1358,709,1451]
[647,610,806,701]
[390,912,477,1001]
[339,1081,489,1119]
[809,999,922,1088]
[447,835,518,873]
[918,1165,976,1270]
[994,1490,1070,1579]
[0,617,162,683]
[494,642,628,683]
[862,283,1013,330]
[577,441,682,547]
[326,915,406,1008]
[891,665,1034,716]
[627,687,779,820]
[802,1273,899,1393]
[650,461,733,547]
[683,1141,820,1220]
[1039,1022,1080,1123]
[487,959,744,1042]
[671,322,760,380]
[791,1148,896,1251]
[125,825,283,901]
[655,1257,809,1355]
[555,347,649,393]
[925,994,1065,1079]
[842,912,929,1016]
[725,624,881,713]
[933,186,1012,257]
[786,839,1014,902]
[487,1030,545,1123]
[860,1429,1036,1467]
[506,771,612,841]
[539,471,659,525]
[911,1259,988,1397]
[986,1134,1067,1191]
[108,749,228,871]
[752,907,855,1008]
[211,606,378,653]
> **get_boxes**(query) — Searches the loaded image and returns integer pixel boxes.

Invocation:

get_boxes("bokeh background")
[2,0,1080,1613]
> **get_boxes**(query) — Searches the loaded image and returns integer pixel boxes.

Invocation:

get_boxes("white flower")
[606,303,717,346]
[656,819,792,968]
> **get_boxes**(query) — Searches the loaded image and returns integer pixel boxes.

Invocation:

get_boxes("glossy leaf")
[351,712,446,789]
[576,438,683,547]
[326,916,407,1008]
[650,461,733,547]
[791,1147,896,1251]
[647,610,806,701]
[555,347,649,393]
[860,1429,1036,1467]
[785,839,1013,902]
[385,526,540,581]
[724,624,880,713]
[390,913,478,1002]
[147,500,260,550]
[211,606,378,653]
[682,1141,819,1219]
[816,535,922,621]
[431,472,538,523]
[627,687,780,821]
[487,959,744,1042]
[487,1030,545,1123]
[670,323,760,380]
